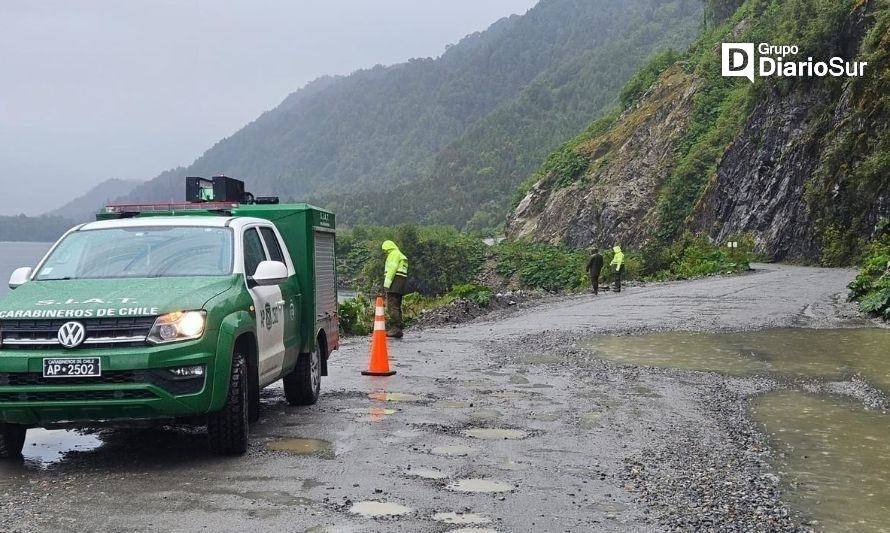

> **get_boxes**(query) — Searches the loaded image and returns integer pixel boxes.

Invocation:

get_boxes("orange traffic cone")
[362,296,396,376]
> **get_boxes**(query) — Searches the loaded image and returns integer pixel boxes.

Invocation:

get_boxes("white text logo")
[722,42,867,83]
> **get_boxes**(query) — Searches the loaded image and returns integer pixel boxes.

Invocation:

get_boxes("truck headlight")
[147,311,206,344]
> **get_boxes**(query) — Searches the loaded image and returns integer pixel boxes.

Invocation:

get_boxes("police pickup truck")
[0,177,338,456]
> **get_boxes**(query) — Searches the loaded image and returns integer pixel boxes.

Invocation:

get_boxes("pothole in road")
[432,512,492,525]
[340,407,397,415]
[348,501,413,517]
[340,407,397,422]
[580,411,602,429]
[530,412,561,422]
[266,438,334,458]
[404,467,450,480]
[368,392,424,402]
[468,409,502,421]
[21,428,103,467]
[226,489,312,507]
[448,529,499,533]
[447,479,514,493]
[462,428,527,440]
[431,445,479,457]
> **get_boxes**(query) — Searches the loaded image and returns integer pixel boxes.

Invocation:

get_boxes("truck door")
[258,226,301,374]
[242,227,286,385]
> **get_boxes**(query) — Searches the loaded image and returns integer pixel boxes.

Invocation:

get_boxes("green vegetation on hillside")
[806,1,890,265]
[336,225,486,297]
[511,0,888,266]
[322,0,703,232]
[124,0,703,233]
[659,0,889,250]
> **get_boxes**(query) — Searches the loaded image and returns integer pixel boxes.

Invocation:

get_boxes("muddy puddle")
[588,328,890,531]
[447,478,514,493]
[368,392,423,402]
[22,429,103,466]
[752,391,890,532]
[404,467,449,480]
[348,500,412,517]
[266,438,334,458]
[586,328,890,392]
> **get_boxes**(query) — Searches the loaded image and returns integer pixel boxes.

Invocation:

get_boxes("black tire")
[247,356,260,423]
[0,424,27,459]
[207,353,249,455]
[283,343,322,406]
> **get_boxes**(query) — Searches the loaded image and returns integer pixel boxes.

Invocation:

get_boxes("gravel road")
[0,264,871,532]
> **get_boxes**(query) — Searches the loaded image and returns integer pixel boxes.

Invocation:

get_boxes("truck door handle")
[275,300,285,307]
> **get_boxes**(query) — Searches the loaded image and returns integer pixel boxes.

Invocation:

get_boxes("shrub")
[641,232,751,281]
[339,224,486,296]
[449,284,493,307]
[496,241,590,292]
[338,294,373,335]
[848,220,890,320]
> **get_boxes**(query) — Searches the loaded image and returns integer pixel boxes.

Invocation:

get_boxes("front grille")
[0,371,138,386]
[0,370,204,396]
[0,390,156,402]
[0,316,156,349]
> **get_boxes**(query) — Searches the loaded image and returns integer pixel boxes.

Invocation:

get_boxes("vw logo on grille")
[57,321,86,349]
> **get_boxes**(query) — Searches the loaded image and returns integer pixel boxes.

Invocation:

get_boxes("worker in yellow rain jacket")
[382,240,409,338]
[610,245,625,293]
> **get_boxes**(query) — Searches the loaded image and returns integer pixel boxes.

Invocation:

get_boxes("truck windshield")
[36,226,234,280]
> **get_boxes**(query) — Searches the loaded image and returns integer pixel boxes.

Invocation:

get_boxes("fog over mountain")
[0,0,537,215]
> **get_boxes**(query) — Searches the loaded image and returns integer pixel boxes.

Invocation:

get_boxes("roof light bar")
[102,202,240,214]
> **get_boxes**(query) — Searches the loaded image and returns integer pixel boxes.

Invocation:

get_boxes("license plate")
[43,358,101,378]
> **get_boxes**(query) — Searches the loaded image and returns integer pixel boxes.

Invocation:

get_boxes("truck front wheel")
[0,423,27,459]
[283,344,322,406]
[207,352,249,455]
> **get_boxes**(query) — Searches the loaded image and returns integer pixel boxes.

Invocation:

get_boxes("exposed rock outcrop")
[508,67,697,249]
[507,0,889,263]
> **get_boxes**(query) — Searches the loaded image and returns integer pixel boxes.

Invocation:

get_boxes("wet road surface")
[0,264,873,532]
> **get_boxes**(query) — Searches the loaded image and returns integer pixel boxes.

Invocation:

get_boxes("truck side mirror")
[8,267,33,290]
[250,261,288,287]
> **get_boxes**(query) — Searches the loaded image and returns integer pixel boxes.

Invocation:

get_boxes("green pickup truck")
[0,177,338,456]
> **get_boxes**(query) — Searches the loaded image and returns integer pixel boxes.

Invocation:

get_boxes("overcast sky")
[0,0,538,216]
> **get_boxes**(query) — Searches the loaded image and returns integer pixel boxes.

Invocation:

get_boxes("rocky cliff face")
[507,0,889,263]
[509,67,697,249]
[692,86,828,261]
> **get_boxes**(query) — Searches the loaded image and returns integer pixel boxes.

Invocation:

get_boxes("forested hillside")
[47,178,141,222]
[320,0,703,230]
[0,215,75,242]
[111,0,702,230]
[508,0,889,265]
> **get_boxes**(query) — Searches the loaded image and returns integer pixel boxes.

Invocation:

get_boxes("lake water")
[0,242,51,296]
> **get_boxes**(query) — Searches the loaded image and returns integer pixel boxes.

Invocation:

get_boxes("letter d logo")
[722,43,755,83]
